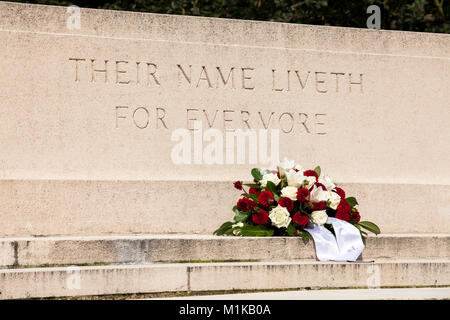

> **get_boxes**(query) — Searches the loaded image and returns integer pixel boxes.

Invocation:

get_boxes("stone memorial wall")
[0,2,449,236]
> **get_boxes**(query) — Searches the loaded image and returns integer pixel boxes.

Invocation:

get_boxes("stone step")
[0,259,448,299]
[0,234,448,268]
[147,287,450,300]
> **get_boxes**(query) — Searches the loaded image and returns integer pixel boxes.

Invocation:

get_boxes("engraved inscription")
[69,57,364,137]
[70,58,364,94]
[176,65,254,90]
[115,106,168,129]
[69,58,160,86]
[272,68,363,93]
[185,108,327,135]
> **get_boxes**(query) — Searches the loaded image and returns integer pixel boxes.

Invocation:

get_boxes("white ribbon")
[305,217,364,262]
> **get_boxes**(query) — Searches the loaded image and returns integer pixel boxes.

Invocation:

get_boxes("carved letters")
[69,58,364,135]
[69,59,363,94]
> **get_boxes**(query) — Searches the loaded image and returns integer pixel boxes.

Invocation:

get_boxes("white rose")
[311,210,329,226]
[327,190,341,210]
[310,185,328,202]
[260,173,281,187]
[232,222,244,235]
[303,176,316,189]
[278,158,295,177]
[320,175,336,191]
[294,164,303,171]
[280,186,298,201]
[285,169,306,188]
[269,205,292,228]
[232,222,244,229]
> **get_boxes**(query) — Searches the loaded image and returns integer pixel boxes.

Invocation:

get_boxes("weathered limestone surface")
[0,2,449,235]
[0,180,448,236]
[1,260,449,299]
[0,234,448,268]
[149,287,450,300]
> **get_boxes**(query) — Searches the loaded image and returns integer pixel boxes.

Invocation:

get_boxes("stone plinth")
[0,2,449,236]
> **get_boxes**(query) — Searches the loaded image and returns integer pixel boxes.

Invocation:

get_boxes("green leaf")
[245,193,259,202]
[298,230,313,240]
[314,166,321,177]
[280,176,288,188]
[213,221,233,236]
[234,211,250,222]
[354,224,368,238]
[232,205,240,215]
[265,181,278,194]
[299,203,309,214]
[240,225,274,237]
[286,224,296,236]
[224,229,235,236]
[354,224,367,236]
[345,197,358,207]
[251,168,263,181]
[357,221,381,235]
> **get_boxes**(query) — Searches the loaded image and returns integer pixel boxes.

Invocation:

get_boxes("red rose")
[292,212,309,227]
[247,198,258,211]
[351,211,361,223]
[303,170,318,181]
[258,190,274,207]
[334,187,346,199]
[252,209,269,225]
[237,197,257,212]
[296,188,310,203]
[312,182,327,191]
[233,181,243,190]
[312,201,327,211]
[278,197,294,212]
[335,210,351,221]
[249,187,260,195]
[337,199,351,214]
[237,198,247,211]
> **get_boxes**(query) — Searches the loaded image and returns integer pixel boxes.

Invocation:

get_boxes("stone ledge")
[147,287,450,300]
[1,234,448,268]
[0,259,448,299]
[0,1,449,58]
